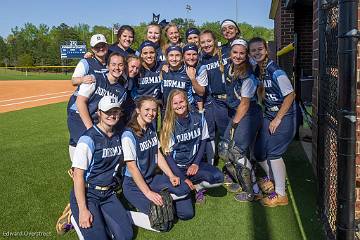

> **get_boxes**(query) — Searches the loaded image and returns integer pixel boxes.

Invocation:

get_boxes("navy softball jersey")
[70,126,133,240]
[254,60,296,161]
[262,60,296,119]
[122,126,159,183]
[131,61,164,100]
[221,42,231,59]
[121,125,193,219]
[199,52,228,96]
[108,43,135,58]
[165,112,224,186]
[161,65,195,106]
[169,112,209,167]
[223,66,263,154]
[68,57,108,112]
[224,64,259,111]
[67,73,127,146]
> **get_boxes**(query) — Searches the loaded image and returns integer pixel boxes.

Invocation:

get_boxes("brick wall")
[294,6,313,77]
[275,0,295,77]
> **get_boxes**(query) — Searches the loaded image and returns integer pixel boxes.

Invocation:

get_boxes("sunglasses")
[93,43,107,50]
[101,109,121,116]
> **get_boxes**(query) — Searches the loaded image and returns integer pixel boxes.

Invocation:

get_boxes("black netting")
[318,1,339,239]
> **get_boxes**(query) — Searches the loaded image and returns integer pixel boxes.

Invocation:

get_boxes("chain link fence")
[317,1,339,239]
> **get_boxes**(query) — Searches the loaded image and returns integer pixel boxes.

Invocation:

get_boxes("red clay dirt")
[0,80,75,113]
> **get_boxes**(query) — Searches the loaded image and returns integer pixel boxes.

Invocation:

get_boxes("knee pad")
[234,162,253,194]
[218,139,230,161]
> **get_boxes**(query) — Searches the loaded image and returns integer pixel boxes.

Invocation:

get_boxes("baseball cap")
[231,39,248,49]
[98,96,120,112]
[90,34,107,48]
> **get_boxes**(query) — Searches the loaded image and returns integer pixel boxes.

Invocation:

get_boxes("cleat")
[225,183,242,193]
[234,192,254,202]
[195,189,206,204]
[261,192,288,207]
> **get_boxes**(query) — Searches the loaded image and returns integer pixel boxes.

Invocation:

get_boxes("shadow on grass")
[284,140,325,239]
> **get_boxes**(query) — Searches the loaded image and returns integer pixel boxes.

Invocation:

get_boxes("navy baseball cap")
[185,27,200,39]
[139,40,156,53]
[166,45,182,55]
[183,44,198,53]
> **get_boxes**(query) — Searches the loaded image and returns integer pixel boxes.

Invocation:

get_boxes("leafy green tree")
[17,53,33,66]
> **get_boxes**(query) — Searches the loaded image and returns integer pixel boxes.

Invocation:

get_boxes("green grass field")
[0,68,72,80]
[0,102,324,240]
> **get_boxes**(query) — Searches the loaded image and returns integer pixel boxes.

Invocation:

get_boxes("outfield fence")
[317,0,357,239]
[0,66,75,80]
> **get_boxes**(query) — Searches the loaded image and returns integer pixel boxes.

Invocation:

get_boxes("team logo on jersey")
[176,128,201,142]
[140,76,161,85]
[139,136,158,151]
[102,146,122,158]
[163,80,186,89]
[205,58,228,71]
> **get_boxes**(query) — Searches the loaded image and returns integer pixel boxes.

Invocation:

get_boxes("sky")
[0,0,273,38]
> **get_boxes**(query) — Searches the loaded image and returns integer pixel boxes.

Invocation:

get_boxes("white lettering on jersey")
[94,86,118,98]
[102,146,122,158]
[140,76,161,85]
[176,128,201,142]
[163,80,186,89]
[205,58,228,71]
[266,93,278,101]
[139,136,158,151]
[263,80,272,88]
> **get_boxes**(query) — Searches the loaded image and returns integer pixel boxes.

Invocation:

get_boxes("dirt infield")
[0,80,75,113]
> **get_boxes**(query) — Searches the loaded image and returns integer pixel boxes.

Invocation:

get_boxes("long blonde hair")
[160,89,190,154]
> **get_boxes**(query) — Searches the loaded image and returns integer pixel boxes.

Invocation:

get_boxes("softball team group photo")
[56,19,296,240]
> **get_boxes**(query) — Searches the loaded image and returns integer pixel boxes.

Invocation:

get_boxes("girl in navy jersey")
[220,19,241,58]
[161,46,195,108]
[67,53,127,160]
[108,25,136,58]
[223,39,262,201]
[249,37,296,207]
[122,96,194,222]
[70,95,133,240]
[160,89,224,204]
[71,34,108,87]
[185,27,200,48]
[163,23,184,51]
[199,30,230,165]
[182,44,207,112]
[144,23,166,63]
[132,41,164,100]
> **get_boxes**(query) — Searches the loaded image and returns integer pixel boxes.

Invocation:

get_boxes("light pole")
[235,0,238,23]
[186,4,192,29]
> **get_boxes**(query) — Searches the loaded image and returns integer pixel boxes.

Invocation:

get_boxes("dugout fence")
[317,0,358,239]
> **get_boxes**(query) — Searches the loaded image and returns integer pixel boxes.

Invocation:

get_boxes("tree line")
[0,18,273,68]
